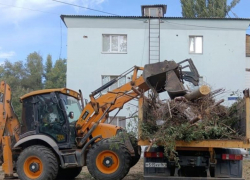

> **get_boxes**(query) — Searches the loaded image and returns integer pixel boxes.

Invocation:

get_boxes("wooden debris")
[189,114,202,124]
[140,87,243,156]
[205,99,225,115]
[184,85,210,101]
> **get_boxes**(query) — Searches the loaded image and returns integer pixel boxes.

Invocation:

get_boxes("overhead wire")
[0,2,65,60]
[52,0,119,16]
[0,2,60,15]
[163,20,250,31]
[2,0,246,32]
[0,0,248,48]
[51,0,146,22]
[0,0,248,31]
[52,0,250,31]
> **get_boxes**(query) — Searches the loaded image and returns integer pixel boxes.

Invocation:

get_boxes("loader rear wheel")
[17,145,58,180]
[56,167,82,180]
[86,138,131,180]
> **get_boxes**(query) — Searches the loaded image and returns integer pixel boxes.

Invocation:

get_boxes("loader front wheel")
[17,145,58,180]
[86,138,131,180]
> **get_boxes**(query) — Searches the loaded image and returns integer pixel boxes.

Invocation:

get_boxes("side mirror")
[68,112,74,119]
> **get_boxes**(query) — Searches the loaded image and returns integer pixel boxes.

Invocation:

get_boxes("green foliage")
[45,59,66,89]
[180,0,240,18]
[181,0,196,18]
[140,98,243,158]
[26,52,43,90]
[44,54,53,81]
[0,52,67,119]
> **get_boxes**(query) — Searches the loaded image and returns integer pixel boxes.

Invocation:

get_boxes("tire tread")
[17,145,58,180]
[86,138,131,180]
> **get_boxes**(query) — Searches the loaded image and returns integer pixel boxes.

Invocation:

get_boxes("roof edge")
[60,15,250,21]
[60,15,67,28]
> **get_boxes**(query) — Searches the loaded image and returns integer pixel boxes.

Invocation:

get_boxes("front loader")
[1,59,199,180]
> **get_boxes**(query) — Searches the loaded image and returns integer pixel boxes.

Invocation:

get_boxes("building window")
[189,36,203,54]
[102,34,127,53]
[107,116,126,128]
[143,7,163,17]
[101,75,126,93]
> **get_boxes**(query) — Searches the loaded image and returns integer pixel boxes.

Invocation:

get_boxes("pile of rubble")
[140,85,244,155]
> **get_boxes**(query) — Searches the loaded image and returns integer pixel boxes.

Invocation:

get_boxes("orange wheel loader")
[0,59,199,180]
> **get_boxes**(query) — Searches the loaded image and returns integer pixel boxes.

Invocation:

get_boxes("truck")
[0,59,199,180]
[138,63,250,179]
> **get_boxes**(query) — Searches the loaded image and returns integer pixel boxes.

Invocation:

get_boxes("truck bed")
[138,96,250,150]
[139,139,250,149]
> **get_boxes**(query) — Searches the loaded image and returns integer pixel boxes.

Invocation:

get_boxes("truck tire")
[17,145,58,180]
[129,134,141,167]
[56,167,82,180]
[86,138,131,180]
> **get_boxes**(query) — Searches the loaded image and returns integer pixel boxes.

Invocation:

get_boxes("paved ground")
[0,158,249,180]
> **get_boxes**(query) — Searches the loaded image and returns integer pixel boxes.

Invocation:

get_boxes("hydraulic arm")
[75,59,200,139]
[0,81,20,178]
[0,81,20,144]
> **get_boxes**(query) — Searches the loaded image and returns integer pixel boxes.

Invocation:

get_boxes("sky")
[0,0,249,64]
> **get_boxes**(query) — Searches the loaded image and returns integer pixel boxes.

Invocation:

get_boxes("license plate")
[145,162,167,168]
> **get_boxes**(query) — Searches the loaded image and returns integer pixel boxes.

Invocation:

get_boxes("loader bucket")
[142,60,187,98]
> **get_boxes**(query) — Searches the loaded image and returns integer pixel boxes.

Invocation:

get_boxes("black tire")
[86,138,131,180]
[56,167,82,180]
[17,145,58,180]
[129,134,141,167]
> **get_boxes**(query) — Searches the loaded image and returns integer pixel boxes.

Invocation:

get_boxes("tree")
[180,0,240,18]
[0,60,30,118]
[44,58,67,89]
[0,52,67,119]
[23,52,43,90]
[44,54,52,81]
[0,60,26,87]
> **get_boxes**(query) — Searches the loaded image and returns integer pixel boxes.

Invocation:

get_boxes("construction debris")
[140,87,244,156]
[184,85,210,101]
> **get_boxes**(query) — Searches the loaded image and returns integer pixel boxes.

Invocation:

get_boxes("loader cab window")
[59,94,82,124]
[59,94,82,145]
[21,97,35,133]
[37,93,67,143]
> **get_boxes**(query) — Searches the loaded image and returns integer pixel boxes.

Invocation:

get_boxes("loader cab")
[20,89,82,149]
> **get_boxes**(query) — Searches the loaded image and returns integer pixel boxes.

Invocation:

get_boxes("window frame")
[102,34,127,54]
[189,36,203,54]
[101,75,126,93]
[149,7,162,17]
[107,116,126,128]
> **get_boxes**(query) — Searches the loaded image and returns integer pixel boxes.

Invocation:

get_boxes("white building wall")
[246,57,250,89]
[64,17,250,121]
[161,29,247,103]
